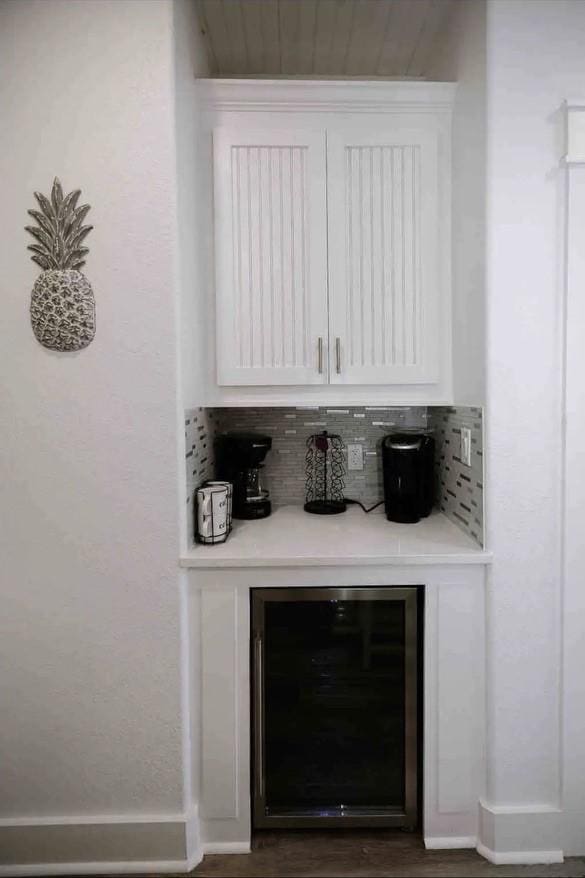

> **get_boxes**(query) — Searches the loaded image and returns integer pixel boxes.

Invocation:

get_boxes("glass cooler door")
[252,587,419,829]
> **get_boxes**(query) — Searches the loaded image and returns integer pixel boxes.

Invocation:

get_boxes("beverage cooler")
[251,587,421,829]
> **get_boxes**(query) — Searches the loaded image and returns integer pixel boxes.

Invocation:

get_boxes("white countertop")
[180,506,491,568]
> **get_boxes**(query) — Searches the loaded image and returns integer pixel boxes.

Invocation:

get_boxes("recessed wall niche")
[185,405,484,547]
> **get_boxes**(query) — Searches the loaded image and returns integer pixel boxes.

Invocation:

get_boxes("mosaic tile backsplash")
[214,407,427,511]
[185,405,484,547]
[185,408,218,543]
[429,406,484,546]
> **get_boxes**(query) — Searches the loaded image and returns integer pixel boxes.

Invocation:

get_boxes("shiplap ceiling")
[195,0,455,78]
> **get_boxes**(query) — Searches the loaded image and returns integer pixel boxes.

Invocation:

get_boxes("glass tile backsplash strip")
[185,407,218,543]
[429,406,484,547]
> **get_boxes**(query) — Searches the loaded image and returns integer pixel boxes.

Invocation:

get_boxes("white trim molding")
[0,809,202,877]
[477,800,563,865]
[561,133,585,856]
[565,103,585,164]
[424,836,476,849]
[0,862,189,877]
[202,842,251,855]
[199,78,456,115]
[476,844,564,867]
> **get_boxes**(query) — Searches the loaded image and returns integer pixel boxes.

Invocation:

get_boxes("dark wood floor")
[191,830,585,878]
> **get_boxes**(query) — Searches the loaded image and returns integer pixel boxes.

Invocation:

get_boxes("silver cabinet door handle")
[318,336,324,374]
[336,337,342,373]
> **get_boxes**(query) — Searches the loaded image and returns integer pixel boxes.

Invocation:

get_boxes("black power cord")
[344,498,384,514]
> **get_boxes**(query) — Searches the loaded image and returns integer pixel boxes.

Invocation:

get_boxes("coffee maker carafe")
[215,433,272,520]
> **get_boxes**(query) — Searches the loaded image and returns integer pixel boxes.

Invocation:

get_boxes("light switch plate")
[460,427,472,467]
[347,444,364,471]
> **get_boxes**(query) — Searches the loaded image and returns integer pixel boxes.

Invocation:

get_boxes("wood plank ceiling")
[195,0,455,78]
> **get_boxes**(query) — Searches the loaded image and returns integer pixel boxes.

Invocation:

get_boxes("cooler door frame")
[251,586,419,829]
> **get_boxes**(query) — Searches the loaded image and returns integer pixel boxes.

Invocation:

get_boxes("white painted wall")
[483,0,585,858]
[428,0,486,406]
[562,141,585,855]
[175,0,210,420]
[0,0,185,824]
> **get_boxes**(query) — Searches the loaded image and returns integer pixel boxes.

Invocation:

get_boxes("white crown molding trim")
[199,78,456,114]
[424,836,476,849]
[476,843,564,866]
[565,102,585,164]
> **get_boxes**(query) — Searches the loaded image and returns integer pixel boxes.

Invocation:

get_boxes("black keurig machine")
[382,433,435,523]
[215,432,272,520]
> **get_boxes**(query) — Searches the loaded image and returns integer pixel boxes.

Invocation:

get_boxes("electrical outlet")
[347,443,364,471]
[460,427,472,467]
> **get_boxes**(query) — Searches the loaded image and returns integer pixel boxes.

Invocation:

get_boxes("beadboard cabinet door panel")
[214,128,329,385]
[327,125,441,385]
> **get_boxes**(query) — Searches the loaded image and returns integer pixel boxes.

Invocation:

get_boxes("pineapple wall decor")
[25,178,95,352]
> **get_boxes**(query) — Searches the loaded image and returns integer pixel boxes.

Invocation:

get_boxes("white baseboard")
[478,799,564,865]
[0,810,202,875]
[185,806,203,869]
[0,861,190,877]
[202,841,251,854]
[477,842,564,865]
[424,836,476,850]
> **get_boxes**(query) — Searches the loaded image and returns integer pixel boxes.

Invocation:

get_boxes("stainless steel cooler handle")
[336,337,342,373]
[318,336,324,374]
[254,634,264,799]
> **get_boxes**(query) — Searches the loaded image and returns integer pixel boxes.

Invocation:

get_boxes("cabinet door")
[214,128,329,385]
[327,125,441,385]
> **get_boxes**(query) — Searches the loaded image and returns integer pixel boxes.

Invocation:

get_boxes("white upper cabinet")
[206,81,453,399]
[214,128,328,385]
[327,124,439,385]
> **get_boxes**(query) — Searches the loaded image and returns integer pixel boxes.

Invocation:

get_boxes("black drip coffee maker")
[215,432,272,519]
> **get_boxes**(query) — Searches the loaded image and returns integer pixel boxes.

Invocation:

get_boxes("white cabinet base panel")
[187,562,488,852]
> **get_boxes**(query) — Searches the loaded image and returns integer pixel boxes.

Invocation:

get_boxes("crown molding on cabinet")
[199,78,457,114]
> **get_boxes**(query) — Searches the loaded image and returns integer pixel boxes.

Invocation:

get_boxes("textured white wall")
[175,0,210,422]
[0,0,184,817]
[428,0,486,407]
[484,0,585,856]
